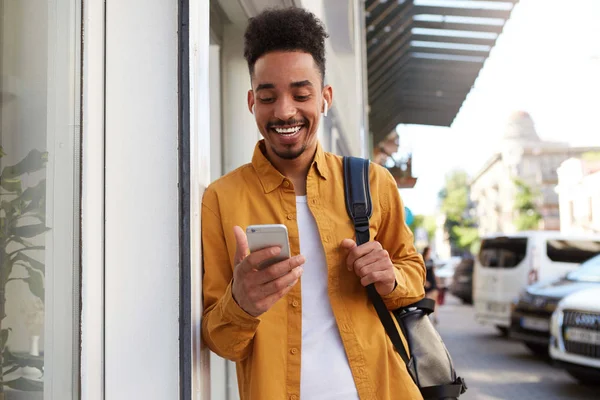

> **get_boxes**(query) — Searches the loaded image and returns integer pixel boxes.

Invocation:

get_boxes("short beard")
[271,143,307,160]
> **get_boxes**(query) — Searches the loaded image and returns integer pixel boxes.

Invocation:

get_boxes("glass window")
[567,254,600,282]
[478,237,528,269]
[1,0,81,398]
[546,240,600,264]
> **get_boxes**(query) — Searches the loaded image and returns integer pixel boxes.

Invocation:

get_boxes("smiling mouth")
[271,125,304,136]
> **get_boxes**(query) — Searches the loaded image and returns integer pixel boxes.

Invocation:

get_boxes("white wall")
[104,1,180,398]
[557,158,600,235]
[209,45,224,181]
[221,24,260,173]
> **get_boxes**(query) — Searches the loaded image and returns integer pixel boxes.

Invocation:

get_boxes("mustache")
[267,118,307,129]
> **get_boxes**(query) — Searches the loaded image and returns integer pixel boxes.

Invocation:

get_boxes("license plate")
[487,302,507,313]
[565,328,600,345]
[521,317,549,332]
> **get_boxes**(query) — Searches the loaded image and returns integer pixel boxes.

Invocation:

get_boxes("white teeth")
[274,126,302,135]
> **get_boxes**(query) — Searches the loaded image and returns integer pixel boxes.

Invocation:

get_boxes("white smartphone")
[246,224,291,269]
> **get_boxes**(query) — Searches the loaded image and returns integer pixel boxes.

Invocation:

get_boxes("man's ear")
[247,89,255,114]
[322,85,333,113]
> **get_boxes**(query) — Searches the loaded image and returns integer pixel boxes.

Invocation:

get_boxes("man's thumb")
[340,238,357,250]
[233,226,249,265]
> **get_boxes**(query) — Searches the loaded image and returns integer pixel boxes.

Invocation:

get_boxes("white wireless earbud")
[323,100,328,117]
[252,104,255,115]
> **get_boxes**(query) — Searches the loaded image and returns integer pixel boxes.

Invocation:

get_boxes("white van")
[473,231,600,331]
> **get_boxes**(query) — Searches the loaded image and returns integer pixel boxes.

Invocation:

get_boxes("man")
[201,7,425,400]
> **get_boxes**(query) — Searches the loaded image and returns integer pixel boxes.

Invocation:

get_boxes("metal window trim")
[178,0,192,399]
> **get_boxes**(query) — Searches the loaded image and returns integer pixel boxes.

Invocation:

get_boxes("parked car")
[550,287,600,385]
[473,231,600,334]
[449,257,474,304]
[509,253,600,355]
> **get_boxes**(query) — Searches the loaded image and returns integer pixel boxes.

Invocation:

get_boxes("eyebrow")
[290,80,313,88]
[255,80,314,92]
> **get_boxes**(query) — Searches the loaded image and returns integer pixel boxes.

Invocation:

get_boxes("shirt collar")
[252,140,329,194]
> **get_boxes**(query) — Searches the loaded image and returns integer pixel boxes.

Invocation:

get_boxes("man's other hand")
[340,239,396,296]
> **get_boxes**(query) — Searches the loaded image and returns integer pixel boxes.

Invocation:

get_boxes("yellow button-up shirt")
[201,141,426,400]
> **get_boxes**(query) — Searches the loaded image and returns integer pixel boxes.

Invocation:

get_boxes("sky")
[396,0,600,215]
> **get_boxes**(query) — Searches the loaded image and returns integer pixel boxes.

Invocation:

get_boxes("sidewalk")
[436,296,596,400]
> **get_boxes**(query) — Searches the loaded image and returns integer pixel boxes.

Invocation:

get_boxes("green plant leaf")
[14,179,45,203]
[0,146,6,157]
[1,328,11,349]
[18,179,47,216]
[10,223,50,238]
[3,377,44,391]
[24,268,45,301]
[0,177,22,193]
[1,199,15,214]
[3,347,17,362]
[0,149,48,181]
[11,252,45,274]
[7,245,45,257]
[2,365,20,377]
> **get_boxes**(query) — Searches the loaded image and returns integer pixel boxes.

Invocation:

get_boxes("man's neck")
[264,143,318,196]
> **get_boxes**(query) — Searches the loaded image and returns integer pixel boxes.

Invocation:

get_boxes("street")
[436,296,598,400]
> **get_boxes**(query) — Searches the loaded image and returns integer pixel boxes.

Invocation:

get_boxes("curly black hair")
[244,7,329,83]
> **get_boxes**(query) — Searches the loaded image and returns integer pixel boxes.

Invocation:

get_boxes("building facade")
[556,157,600,235]
[470,111,600,236]
[0,0,368,399]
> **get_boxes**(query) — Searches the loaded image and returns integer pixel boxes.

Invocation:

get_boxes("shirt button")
[290,348,298,355]
[292,300,299,307]
[311,199,318,205]
[283,180,290,188]
[287,214,294,220]
[290,395,298,400]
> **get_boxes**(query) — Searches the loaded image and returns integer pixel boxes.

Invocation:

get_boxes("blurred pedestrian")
[422,246,439,324]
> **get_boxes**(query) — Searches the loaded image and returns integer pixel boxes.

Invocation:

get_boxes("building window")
[1,0,81,398]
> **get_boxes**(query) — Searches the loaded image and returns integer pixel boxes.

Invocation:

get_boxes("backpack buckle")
[353,203,369,232]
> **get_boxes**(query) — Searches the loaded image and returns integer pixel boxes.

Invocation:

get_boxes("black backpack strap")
[420,377,468,399]
[343,156,372,245]
[343,156,411,367]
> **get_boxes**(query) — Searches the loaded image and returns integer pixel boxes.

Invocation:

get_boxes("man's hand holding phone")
[231,226,305,317]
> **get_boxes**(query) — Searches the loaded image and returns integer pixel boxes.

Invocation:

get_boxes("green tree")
[514,178,542,231]
[438,170,479,254]
[409,214,436,243]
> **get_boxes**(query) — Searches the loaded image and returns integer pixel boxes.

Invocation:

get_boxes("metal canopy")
[366,0,519,143]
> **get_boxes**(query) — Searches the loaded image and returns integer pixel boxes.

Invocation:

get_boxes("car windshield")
[567,254,600,282]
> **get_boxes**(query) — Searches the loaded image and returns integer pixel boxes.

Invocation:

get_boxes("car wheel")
[524,342,548,356]
[566,368,600,386]
[496,326,509,336]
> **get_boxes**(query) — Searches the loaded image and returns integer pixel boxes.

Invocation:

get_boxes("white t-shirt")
[297,196,360,400]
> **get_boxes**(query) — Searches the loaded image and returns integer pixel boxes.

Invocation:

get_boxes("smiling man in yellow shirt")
[201,7,426,400]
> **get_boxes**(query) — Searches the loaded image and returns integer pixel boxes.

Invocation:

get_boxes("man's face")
[248,51,332,161]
